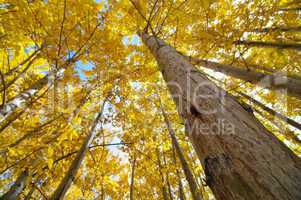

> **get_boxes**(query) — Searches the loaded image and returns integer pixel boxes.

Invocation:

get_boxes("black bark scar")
[203,154,231,186]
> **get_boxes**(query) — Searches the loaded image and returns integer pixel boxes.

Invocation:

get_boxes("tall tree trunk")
[162,186,169,200]
[156,149,169,200]
[178,179,186,200]
[234,40,301,51]
[251,26,301,33]
[1,169,29,200]
[279,7,301,11]
[129,155,136,200]
[171,136,186,200]
[236,91,301,131]
[49,96,109,200]
[0,75,49,122]
[0,85,50,134]
[162,152,174,200]
[253,107,301,145]
[140,32,301,200]
[160,102,202,200]
[185,57,301,99]
[0,37,86,122]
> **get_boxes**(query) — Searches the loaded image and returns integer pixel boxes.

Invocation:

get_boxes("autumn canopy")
[0,0,300,199]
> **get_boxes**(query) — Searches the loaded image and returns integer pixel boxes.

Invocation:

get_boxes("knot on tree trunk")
[204,153,232,186]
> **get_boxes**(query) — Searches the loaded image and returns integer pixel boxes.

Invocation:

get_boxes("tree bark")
[171,137,186,200]
[140,32,301,200]
[49,96,109,200]
[279,7,301,12]
[186,57,301,99]
[254,107,301,145]
[129,156,136,200]
[236,91,301,131]
[234,40,301,51]
[251,26,301,33]
[156,149,169,200]
[0,36,87,122]
[0,75,49,122]
[1,169,29,200]
[162,152,174,200]
[161,103,202,200]
[178,179,186,200]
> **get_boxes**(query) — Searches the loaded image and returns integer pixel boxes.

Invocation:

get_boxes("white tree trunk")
[186,57,301,99]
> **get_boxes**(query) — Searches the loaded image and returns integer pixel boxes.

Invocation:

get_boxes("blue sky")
[75,34,141,80]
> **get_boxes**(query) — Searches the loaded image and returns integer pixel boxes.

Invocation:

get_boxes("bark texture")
[129,156,136,200]
[237,91,301,131]
[156,149,169,200]
[162,153,174,200]
[186,57,301,99]
[280,7,301,11]
[0,75,48,122]
[140,32,301,200]
[178,180,186,200]
[1,169,29,200]
[251,26,301,33]
[0,50,81,122]
[161,104,202,200]
[234,40,301,51]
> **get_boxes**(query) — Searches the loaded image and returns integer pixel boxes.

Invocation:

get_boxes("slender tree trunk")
[140,32,301,200]
[251,26,301,33]
[178,179,186,200]
[49,96,109,200]
[171,137,186,200]
[185,57,301,99]
[3,22,99,122]
[0,43,83,122]
[0,85,49,134]
[162,152,174,200]
[101,181,105,200]
[166,177,173,200]
[236,91,301,131]
[234,40,301,51]
[162,186,169,200]
[254,107,301,145]
[161,103,202,200]
[129,156,136,200]
[156,149,169,200]
[279,7,301,11]
[0,75,49,122]
[1,169,29,200]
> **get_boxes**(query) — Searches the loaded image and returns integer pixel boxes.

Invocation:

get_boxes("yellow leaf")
[48,147,54,156]
[47,158,54,169]
[8,148,17,156]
